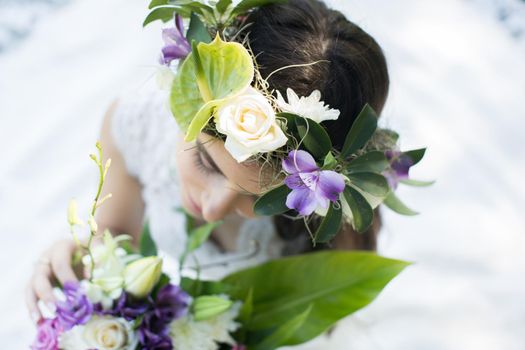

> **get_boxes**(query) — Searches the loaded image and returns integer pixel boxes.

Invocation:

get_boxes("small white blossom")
[276,88,340,123]
[169,301,242,350]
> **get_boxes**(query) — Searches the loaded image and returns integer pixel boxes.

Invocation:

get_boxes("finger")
[25,283,41,324]
[32,272,55,304]
[51,243,78,285]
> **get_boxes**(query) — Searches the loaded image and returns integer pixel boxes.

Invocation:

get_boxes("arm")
[26,100,145,320]
[96,100,145,245]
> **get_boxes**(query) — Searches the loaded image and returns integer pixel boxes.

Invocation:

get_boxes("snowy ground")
[1,0,524,348]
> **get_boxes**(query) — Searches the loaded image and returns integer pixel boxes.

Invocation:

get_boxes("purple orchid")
[383,150,413,189]
[31,318,60,350]
[55,282,93,330]
[282,150,345,216]
[160,13,191,66]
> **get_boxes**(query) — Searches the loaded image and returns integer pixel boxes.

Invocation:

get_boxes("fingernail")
[31,311,40,324]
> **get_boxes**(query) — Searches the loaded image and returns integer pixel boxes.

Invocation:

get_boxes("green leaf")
[253,185,291,216]
[322,151,337,170]
[399,178,435,187]
[192,295,233,321]
[143,6,178,26]
[347,172,389,197]
[343,186,373,233]
[180,277,228,297]
[148,0,169,9]
[232,0,287,15]
[139,221,158,256]
[170,34,254,139]
[180,220,222,267]
[294,116,332,160]
[222,251,410,345]
[346,151,388,174]
[404,148,426,166]
[186,13,212,44]
[383,191,418,216]
[238,288,254,325]
[216,0,233,13]
[341,104,378,159]
[253,305,313,350]
[313,201,342,243]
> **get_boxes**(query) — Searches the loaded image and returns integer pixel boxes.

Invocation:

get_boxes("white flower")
[276,88,340,123]
[169,301,242,350]
[59,316,138,350]
[214,86,288,162]
[123,256,163,298]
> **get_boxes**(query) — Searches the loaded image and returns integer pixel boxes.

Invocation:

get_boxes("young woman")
[27,0,390,331]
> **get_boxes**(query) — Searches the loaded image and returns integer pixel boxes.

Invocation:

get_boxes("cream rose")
[214,86,288,162]
[59,316,138,350]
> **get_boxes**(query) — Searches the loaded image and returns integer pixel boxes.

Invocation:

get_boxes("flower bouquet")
[31,144,409,350]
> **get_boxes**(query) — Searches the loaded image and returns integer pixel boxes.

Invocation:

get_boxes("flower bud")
[123,257,163,298]
[192,295,232,321]
[67,199,84,227]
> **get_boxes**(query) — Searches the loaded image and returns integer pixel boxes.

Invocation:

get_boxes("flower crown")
[144,0,433,243]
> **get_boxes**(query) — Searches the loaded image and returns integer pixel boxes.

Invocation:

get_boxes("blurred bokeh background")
[1,0,524,348]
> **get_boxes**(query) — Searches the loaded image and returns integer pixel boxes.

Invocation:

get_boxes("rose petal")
[282,150,318,174]
[286,188,318,216]
[317,170,345,202]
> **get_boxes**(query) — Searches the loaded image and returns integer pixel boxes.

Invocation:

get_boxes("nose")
[201,185,238,222]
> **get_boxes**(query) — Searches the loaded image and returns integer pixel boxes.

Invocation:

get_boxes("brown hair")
[245,0,390,252]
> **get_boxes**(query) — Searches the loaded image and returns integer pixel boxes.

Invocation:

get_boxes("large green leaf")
[343,186,373,233]
[341,104,378,159]
[222,251,409,345]
[383,191,418,216]
[252,305,312,350]
[170,34,254,140]
[346,151,388,174]
[148,0,168,9]
[216,0,233,13]
[253,185,291,216]
[313,201,342,243]
[347,172,389,197]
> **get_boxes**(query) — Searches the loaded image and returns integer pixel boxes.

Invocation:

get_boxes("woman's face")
[175,132,265,222]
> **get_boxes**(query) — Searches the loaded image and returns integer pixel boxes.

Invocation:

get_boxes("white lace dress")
[111,83,347,349]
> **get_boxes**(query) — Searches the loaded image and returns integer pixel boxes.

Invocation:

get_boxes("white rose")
[59,316,138,350]
[214,86,288,162]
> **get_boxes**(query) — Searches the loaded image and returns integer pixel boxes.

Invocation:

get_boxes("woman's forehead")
[198,133,266,195]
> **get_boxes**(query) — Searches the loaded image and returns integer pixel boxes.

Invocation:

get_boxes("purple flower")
[383,150,413,189]
[232,345,247,350]
[55,282,93,330]
[154,284,191,323]
[138,312,173,350]
[31,318,60,350]
[160,13,190,65]
[282,150,345,216]
[106,291,150,321]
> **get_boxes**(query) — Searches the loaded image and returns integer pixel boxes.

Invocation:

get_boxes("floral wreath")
[145,0,432,243]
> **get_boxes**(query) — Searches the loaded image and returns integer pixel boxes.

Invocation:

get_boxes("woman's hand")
[26,239,79,323]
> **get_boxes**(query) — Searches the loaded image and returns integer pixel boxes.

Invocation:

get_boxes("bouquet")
[31,144,409,350]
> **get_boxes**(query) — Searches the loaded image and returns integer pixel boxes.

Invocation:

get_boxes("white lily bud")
[67,199,84,227]
[124,257,163,298]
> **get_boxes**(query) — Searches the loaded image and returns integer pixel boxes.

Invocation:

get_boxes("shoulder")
[109,82,179,180]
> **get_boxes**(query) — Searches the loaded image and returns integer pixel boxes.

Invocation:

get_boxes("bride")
[27,0,390,345]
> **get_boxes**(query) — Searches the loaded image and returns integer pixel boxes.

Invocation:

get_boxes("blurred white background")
[1,0,524,348]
